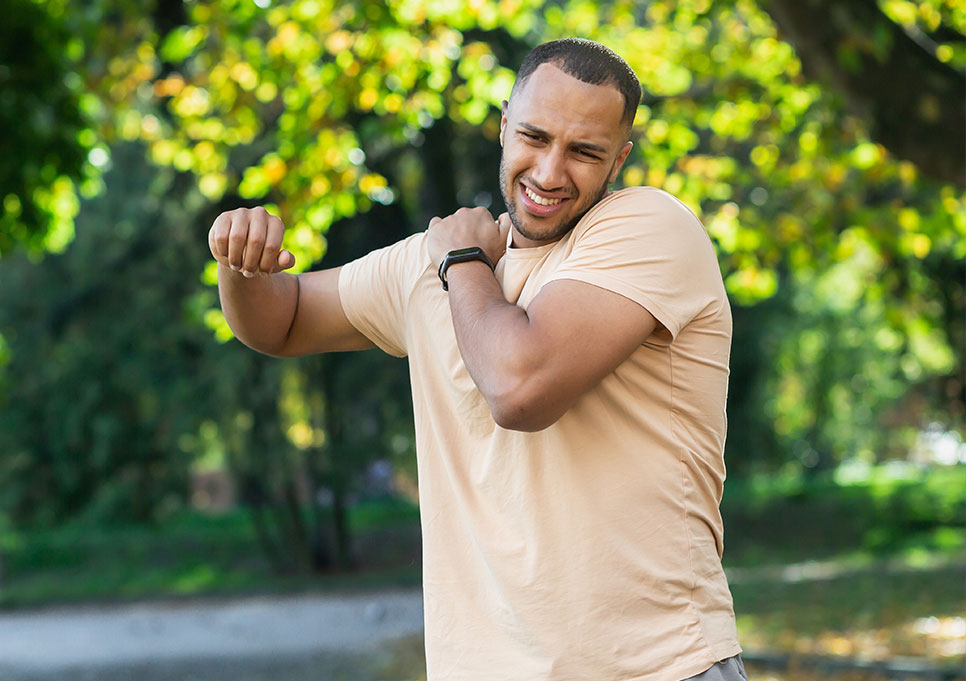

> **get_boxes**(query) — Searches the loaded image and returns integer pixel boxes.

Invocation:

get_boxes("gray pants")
[682,655,749,681]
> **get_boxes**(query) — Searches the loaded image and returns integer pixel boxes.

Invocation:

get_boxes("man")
[209,38,745,681]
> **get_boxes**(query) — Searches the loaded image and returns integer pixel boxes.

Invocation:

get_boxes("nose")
[530,145,568,192]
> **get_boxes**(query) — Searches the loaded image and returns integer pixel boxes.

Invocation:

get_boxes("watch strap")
[438,247,495,291]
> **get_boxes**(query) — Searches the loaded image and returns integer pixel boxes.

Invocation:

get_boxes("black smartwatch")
[437,247,495,291]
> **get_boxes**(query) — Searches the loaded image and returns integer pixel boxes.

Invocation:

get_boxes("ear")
[609,141,633,184]
[499,100,509,147]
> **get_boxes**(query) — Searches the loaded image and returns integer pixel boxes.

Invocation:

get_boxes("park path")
[0,589,424,680]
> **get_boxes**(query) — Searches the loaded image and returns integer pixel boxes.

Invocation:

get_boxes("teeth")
[524,187,563,206]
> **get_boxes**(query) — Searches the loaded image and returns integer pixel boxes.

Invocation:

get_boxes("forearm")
[218,263,299,355]
[428,207,654,430]
[445,263,552,430]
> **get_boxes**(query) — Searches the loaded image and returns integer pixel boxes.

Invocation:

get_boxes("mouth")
[519,182,570,216]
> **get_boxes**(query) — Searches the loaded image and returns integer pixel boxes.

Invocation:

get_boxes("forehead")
[507,63,627,146]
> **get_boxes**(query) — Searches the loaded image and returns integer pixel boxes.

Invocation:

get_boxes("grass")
[1,466,963,679]
[372,558,966,680]
[732,560,965,662]
[0,496,422,608]
[718,465,966,675]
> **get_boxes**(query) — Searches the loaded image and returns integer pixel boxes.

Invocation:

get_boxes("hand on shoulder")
[426,207,511,270]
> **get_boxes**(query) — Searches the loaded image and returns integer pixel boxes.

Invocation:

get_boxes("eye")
[576,149,601,161]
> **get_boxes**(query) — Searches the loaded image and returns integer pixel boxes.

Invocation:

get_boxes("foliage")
[0,144,216,525]
[721,464,966,566]
[0,0,93,255]
[765,0,966,187]
[83,0,962,473]
[0,0,962,546]
[0,140,416,581]
[202,346,414,573]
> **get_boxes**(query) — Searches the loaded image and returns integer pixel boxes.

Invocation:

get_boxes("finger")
[210,212,232,261]
[259,214,285,274]
[242,211,269,277]
[273,249,296,272]
[208,225,219,261]
[227,209,250,271]
[428,216,442,229]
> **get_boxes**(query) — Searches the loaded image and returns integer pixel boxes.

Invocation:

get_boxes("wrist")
[437,247,495,291]
[445,258,492,281]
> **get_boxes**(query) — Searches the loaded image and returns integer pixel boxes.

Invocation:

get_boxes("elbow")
[484,380,565,432]
[225,323,290,358]
[223,309,299,358]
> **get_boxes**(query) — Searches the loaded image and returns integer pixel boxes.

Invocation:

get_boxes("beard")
[498,154,613,245]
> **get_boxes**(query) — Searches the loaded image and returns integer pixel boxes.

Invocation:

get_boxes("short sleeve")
[547,187,724,343]
[338,231,430,357]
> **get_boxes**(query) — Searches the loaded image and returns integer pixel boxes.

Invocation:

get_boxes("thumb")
[274,249,296,272]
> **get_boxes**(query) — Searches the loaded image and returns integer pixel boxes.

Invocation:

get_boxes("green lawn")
[723,465,966,675]
[1,466,963,679]
[0,496,422,607]
[371,555,965,681]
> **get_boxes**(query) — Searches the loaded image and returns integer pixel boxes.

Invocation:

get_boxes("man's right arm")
[209,207,374,357]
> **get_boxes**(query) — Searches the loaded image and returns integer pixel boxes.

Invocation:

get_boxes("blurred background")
[0,0,963,679]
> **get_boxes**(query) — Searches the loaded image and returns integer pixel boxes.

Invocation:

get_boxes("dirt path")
[0,589,424,681]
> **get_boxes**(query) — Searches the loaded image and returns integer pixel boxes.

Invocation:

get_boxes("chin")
[509,199,585,242]
[518,218,575,243]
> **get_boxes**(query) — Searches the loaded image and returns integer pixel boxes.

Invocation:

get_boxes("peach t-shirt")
[339,187,740,680]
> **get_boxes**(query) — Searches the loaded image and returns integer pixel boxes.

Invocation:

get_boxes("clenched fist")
[427,207,511,270]
[208,206,296,278]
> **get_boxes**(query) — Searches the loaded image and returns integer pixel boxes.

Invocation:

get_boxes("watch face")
[450,247,484,257]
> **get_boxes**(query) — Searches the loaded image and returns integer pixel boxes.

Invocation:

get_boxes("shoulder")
[342,230,430,285]
[338,230,430,358]
[572,187,708,245]
[339,230,432,317]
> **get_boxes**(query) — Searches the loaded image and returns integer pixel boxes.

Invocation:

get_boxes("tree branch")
[763,0,965,187]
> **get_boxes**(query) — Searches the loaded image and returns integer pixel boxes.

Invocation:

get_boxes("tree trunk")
[763,0,965,187]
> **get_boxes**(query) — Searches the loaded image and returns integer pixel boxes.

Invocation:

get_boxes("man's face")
[499,63,633,248]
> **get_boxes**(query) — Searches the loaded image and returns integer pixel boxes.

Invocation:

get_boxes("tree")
[0,143,215,524]
[762,0,965,187]
[1,0,962,541]
[0,0,92,255]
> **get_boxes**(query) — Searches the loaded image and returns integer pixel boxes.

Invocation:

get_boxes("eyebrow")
[517,122,609,155]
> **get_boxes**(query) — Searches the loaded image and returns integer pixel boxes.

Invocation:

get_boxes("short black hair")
[511,38,642,132]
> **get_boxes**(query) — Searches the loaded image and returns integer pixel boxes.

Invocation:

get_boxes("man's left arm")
[428,207,657,432]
